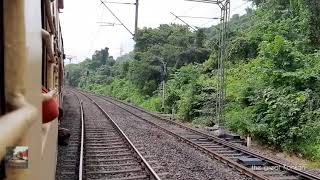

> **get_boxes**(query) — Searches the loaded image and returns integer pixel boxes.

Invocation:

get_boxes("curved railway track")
[80,90,320,180]
[74,91,160,180]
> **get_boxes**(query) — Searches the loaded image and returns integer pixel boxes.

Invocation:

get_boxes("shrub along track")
[83,90,320,180]
[75,91,160,180]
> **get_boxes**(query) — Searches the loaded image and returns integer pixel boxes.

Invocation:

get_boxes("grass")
[307,161,320,169]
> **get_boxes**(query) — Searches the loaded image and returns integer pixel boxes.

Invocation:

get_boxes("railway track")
[75,91,160,180]
[82,90,320,180]
[56,90,82,180]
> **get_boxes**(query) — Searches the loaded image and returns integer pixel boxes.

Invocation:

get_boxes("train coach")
[0,0,65,179]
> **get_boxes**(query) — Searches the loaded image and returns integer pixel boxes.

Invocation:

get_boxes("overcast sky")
[60,0,252,63]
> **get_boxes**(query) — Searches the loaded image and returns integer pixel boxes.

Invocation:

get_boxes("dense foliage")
[66,0,320,161]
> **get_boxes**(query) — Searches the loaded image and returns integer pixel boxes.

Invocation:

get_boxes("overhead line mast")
[185,0,230,127]
[134,0,139,40]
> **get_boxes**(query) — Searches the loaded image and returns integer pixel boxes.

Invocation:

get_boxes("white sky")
[60,0,252,63]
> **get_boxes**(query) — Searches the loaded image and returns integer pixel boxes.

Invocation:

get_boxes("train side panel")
[0,0,64,179]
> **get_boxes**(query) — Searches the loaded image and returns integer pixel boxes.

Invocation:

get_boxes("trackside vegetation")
[66,0,320,162]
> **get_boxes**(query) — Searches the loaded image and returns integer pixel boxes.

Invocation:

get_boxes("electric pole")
[185,0,230,128]
[161,61,167,112]
[134,0,139,40]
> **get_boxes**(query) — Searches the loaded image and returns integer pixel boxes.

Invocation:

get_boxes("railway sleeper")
[85,168,144,177]
[87,150,132,155]
[86,130,117,134]
[58,164,77,171]
[219,153,244,157]
[89,175,149,180]
[65,154,80,159]
[87,139,124,143]
[85,129,117,132]
[68,140,80,144]
[85,132,117,135]
[60,171,76,176]
[191,139,215,143]
[85,152,132,158]
[86,157,137,163]
[195,142,219,145]
[86,145,127,150]
[86,137,122,140]
[201,144,225,148]
[206,147,230,151]
[86,142,126,146]
[87,148,130,153]
[86,162,138,168]
[215,150,239,154]
[184,136,208,140]
[86,164,141,172]
[268,175,300,180]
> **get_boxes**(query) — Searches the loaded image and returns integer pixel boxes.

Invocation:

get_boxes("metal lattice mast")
[217,0,230,126]
[185,0,230,126]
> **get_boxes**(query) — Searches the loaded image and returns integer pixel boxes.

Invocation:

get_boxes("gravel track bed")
[104,96,320,178]
[56,90,81,180]
[90,95,251,180]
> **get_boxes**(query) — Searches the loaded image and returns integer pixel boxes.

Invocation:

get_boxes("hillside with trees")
[66,0,320,162]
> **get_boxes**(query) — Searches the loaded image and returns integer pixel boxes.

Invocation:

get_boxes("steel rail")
[78,101,84,180]
[76,91,161,180]
[90,92,320,180]
[71,91,85,180]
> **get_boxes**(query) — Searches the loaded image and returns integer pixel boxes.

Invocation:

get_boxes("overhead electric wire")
[185,0,223,5]
[99,0,134,37]
[170,3,199,24]
[177,15,220,20]
[170,12,198,31]
[102,1,135,5]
